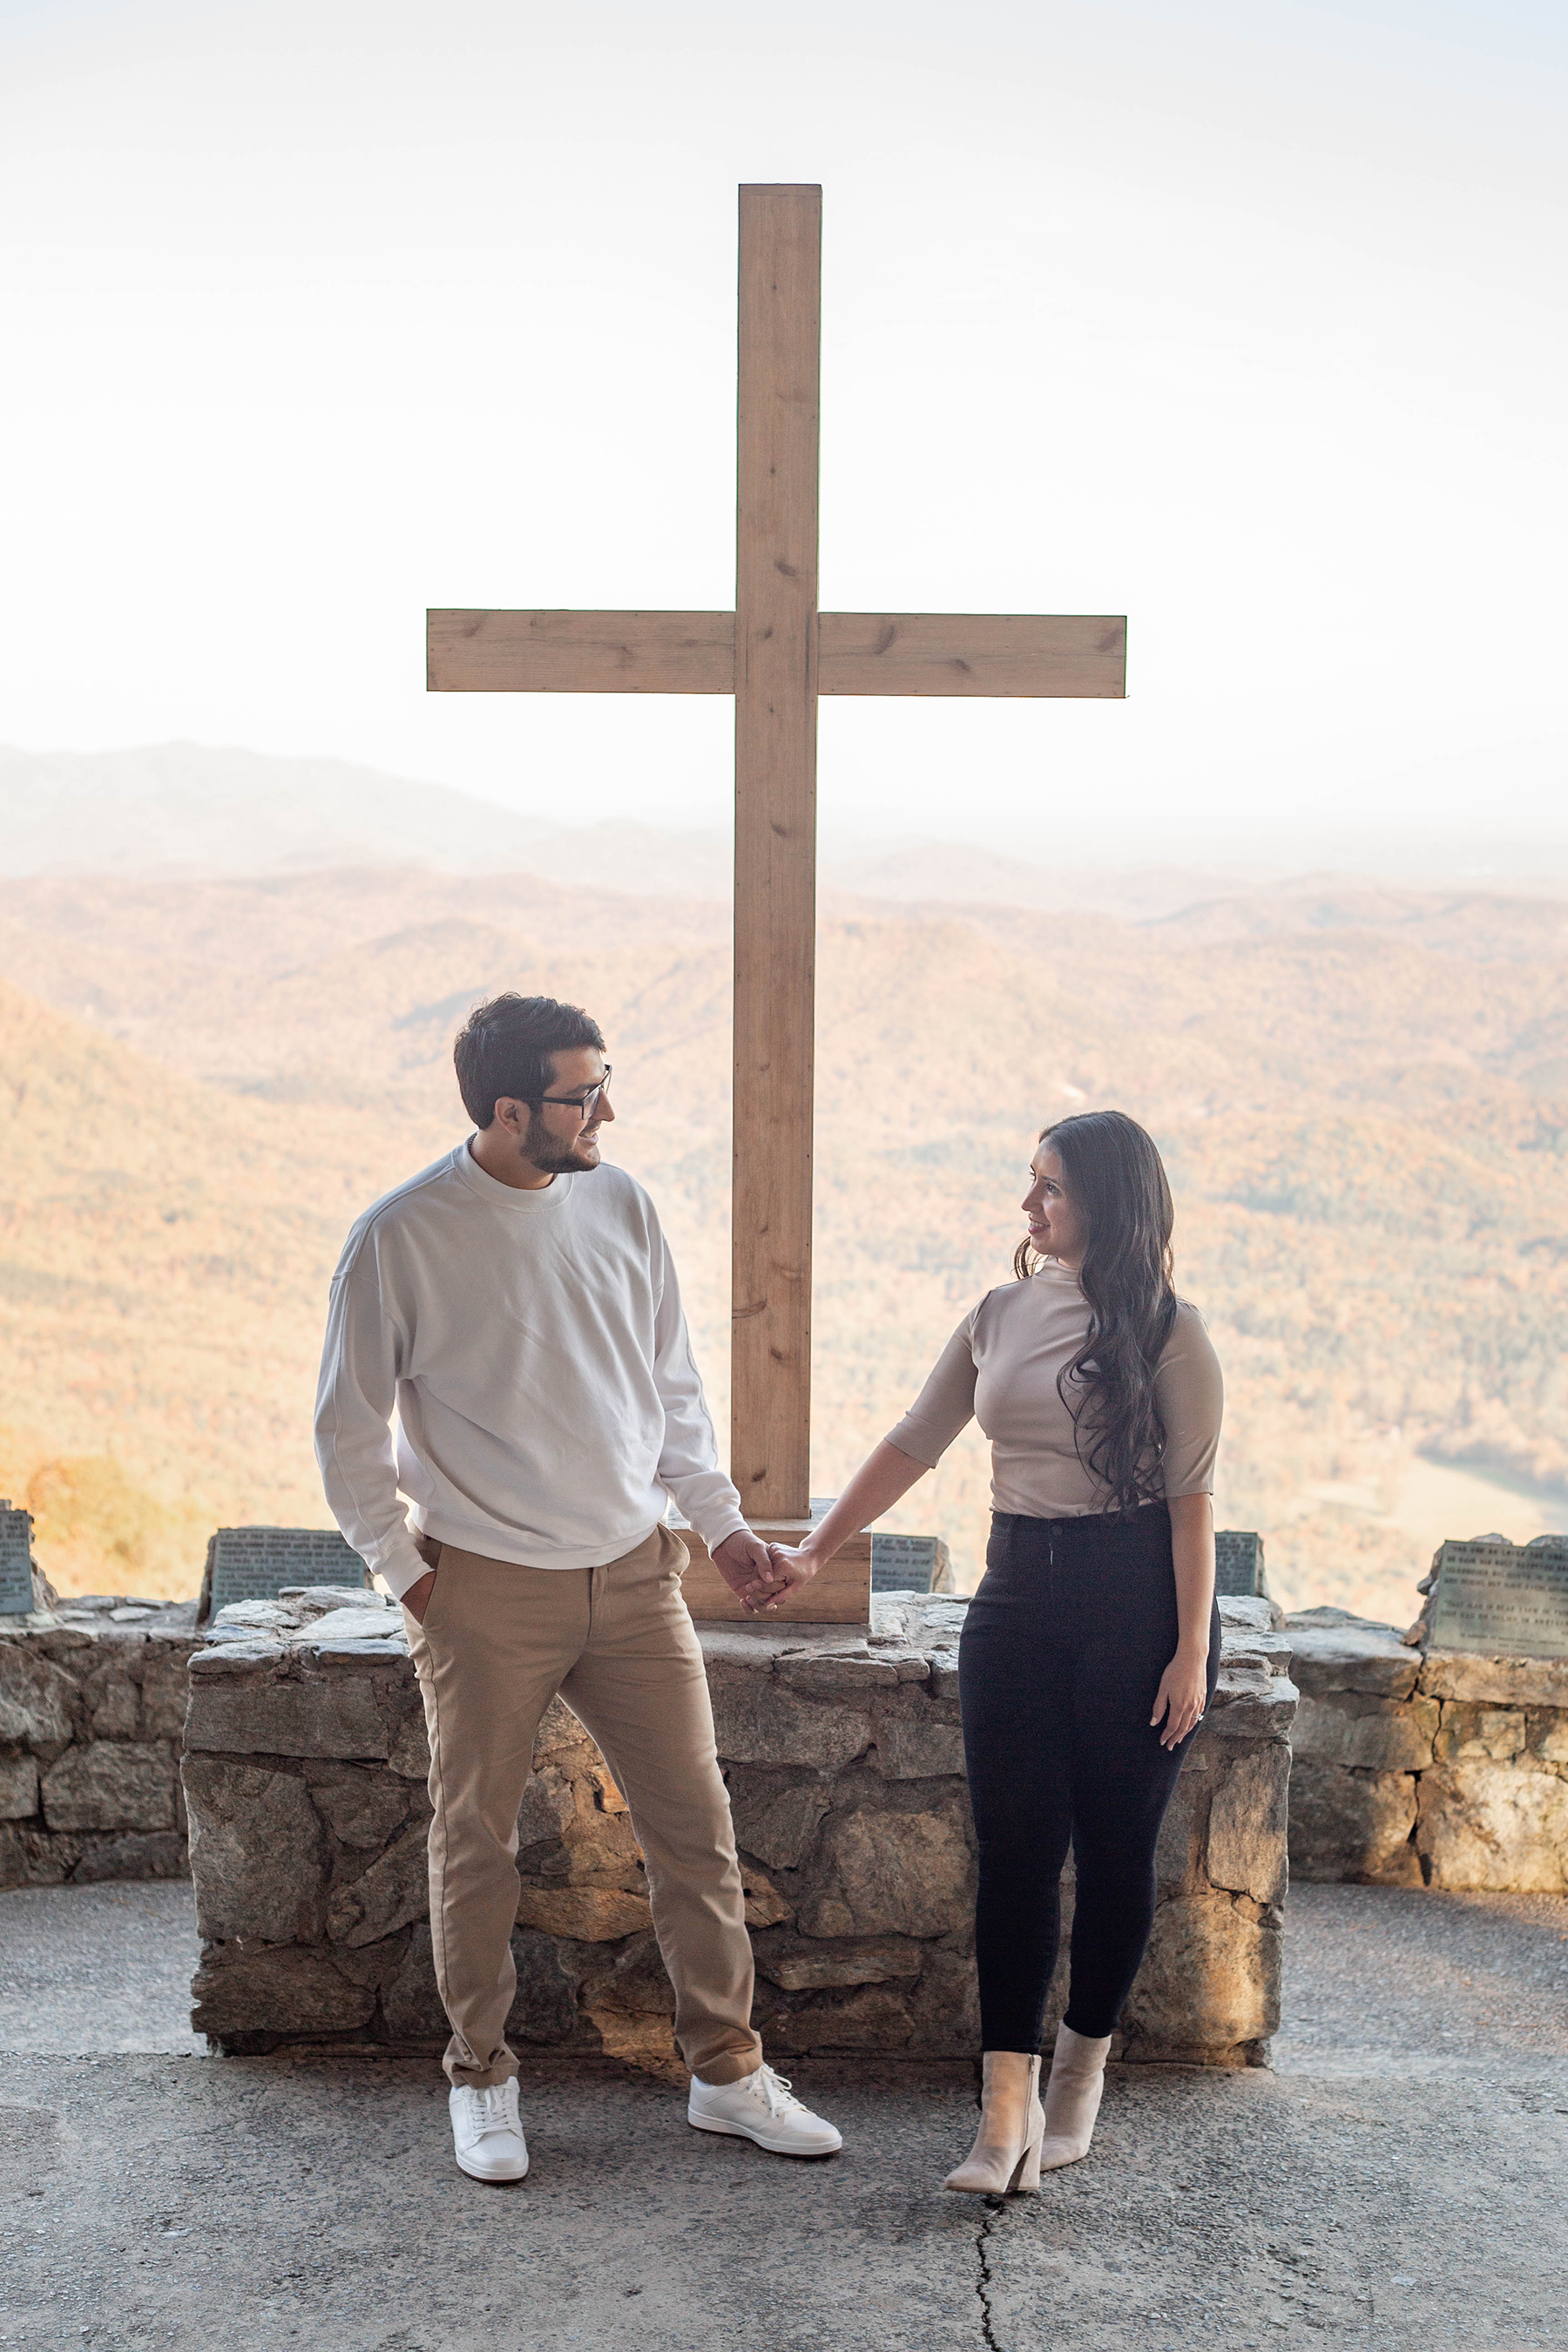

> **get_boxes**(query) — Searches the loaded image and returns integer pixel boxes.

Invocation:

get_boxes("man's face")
[513,1046,616,1176]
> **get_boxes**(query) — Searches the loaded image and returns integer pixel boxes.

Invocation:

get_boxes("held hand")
[761,1542,822,1601]
[401,1568,436,1626]
[1151,1647,1208,1750]
[711,1529,790,1615]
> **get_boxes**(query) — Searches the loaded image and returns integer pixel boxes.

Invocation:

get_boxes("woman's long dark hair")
[1012,1109,1178,1513]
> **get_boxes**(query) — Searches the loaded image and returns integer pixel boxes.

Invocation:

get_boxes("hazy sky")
[2,0,1564,848]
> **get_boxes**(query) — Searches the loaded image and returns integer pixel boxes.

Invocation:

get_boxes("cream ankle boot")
[1037,2024,1112,2172]
[943,2051,1044,2195]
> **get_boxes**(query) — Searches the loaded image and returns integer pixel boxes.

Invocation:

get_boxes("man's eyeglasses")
[538,1065,612,1122]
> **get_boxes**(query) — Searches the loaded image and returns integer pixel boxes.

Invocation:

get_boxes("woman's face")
[1022,1144,1089,1269]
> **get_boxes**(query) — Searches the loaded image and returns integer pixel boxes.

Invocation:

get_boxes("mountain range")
[6,739,1567,908]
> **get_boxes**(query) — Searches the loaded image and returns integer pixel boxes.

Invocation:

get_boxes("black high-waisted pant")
[958,1502,1220,2051]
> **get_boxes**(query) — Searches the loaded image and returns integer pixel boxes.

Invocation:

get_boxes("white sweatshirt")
[314,1142,747,1600]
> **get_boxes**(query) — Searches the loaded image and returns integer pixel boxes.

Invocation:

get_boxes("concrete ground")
[2,1883,1565,2352]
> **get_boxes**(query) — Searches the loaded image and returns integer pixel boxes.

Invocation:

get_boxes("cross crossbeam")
[426,183,1126,1617]
[428,610,1126,699]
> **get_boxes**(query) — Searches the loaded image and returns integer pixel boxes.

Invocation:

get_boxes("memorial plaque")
[0,1501,34,1615]
[1215,1530,1267,1599]
[198,1526,371,1625]
[808,1499,950,1597]
[870,1534,951,1596]
[1429,1534,1568,1659]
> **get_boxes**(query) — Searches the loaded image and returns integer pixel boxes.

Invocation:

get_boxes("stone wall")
[1287,1607,1568,1890]
[0,1595,199,1887]
[182,1588,1295,2073]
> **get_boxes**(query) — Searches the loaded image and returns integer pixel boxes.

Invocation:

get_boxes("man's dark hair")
[453,994,605,1129]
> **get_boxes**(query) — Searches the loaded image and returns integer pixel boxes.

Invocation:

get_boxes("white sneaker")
[449,2078,530,2182]
[687,2064,842,2157]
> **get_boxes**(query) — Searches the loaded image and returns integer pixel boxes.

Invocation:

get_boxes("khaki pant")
[405,1524,762,2092]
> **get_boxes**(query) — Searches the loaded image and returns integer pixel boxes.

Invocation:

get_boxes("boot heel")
[1011,2134,1043,2193]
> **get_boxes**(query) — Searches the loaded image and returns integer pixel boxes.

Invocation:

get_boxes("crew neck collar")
[454,1139,575,1209]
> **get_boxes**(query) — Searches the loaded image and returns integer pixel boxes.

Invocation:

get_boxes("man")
[315,992,840,2182]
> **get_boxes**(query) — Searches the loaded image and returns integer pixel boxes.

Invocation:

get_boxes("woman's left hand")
[1151,1646,1209,1750]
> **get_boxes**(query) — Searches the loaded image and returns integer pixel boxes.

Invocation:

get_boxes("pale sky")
[2,0,1564,853]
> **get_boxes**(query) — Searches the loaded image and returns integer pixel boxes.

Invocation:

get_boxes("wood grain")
[427,609,735,693]
[679,1524,871,1624]
[731,184,822,1522]
[818,612,1126,698]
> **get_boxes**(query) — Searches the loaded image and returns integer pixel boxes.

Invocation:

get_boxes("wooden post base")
[679,1522,871,1625]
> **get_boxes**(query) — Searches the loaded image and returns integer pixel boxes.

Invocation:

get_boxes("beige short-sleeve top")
[886,1260,1222,1518]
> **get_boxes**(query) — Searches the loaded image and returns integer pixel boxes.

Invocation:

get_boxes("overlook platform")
[1,1876,1564,2351]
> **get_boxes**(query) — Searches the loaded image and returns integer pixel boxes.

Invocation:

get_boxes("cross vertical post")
[732,184,821,1523]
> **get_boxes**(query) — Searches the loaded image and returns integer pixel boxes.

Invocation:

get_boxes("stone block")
[774,1651,899,1698]
[80,1657,141,1740]
[192,1943,377,2039]
[751,1932,922,1991]
[580,1930,674,2018]
[906,1943,982,2056]
[1417,1762,1568,1893]
[380,1924,449,2041]
[1121,1893,1279,2055]
[515,1884,652,1939]
[510,1930,589,2047]
[1538,1717,1568,1763]
[0,1753,39,1818]
[140,1649,195,1741]
[0,1643,77,1750]
[308,1768,412,1850]
[1219,1595,1286,1636]
[587,2007,683,2078]
[184,1674,389,1760]
[1287,1762,1419,1885]
[184,1756,328,1941]
[1285,1614,1422,1700]
[71,1830,188,1882]
[1155,1756,1213,1896]
[292,1606,406,1652]
[740,1862,788,1928]
[1202,1670,1297,1742]
[1433,1705,1527,1763]
[797,1984,915,2051]
[1207,1746,1290,1905]
[573,1930,679,2072]
[870,1693,967,1781]
[1294,1691,1440,1773]
[796,1801,972,1939]
[1418,1652,1568,1707]
[516,1761,578,1852]
[728,1775,831,1870]
[532,1694,598,1767]
[385,1706,431,1781]
[1220,1630,1295,1679]
[327,1820,430,1947]
[0,1822,55,1887]
[706,1670,872,1773]
[41,1743,174,1834]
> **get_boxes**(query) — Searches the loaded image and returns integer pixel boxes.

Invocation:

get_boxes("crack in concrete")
[975,2200,1003,2350]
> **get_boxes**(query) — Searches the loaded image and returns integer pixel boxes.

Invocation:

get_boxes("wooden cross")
[428,183,1125,1620]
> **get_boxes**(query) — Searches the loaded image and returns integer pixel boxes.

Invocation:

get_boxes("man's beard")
[524,1110,601,1175]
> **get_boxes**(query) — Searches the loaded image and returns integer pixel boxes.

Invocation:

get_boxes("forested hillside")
[3,867,1565,1617]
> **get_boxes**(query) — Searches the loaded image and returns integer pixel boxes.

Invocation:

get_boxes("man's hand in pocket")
[401,1569,436,1625]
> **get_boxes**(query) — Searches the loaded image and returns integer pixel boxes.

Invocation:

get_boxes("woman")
[764,1109,1222,2193]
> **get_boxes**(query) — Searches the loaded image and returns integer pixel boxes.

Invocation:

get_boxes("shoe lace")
[755,2066,808,2119]
[470,2084,511,2132]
